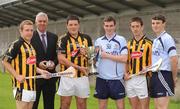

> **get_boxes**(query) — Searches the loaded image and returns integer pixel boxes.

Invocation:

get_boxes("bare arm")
[36,67,51,79]
[36,67,48,75]
[101,51,127,63]
[2,60,24,83]
[124,61,131,80]
[170,55,178,87]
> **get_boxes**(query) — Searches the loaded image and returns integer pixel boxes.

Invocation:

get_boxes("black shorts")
[150,70,174,98]
[94,77,125,100]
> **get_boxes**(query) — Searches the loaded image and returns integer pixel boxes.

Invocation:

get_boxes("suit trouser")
[33,78,57,109]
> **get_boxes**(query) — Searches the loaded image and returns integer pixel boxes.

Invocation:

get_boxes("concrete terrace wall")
[0,5,180,62]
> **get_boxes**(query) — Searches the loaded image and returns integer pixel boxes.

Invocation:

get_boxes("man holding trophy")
[57,15,92,109]
[94,16,128,109]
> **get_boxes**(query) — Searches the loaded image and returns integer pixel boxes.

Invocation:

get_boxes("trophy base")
[88,72,99,76]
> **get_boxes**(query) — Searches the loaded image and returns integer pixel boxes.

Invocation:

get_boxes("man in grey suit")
[31,12,58,109]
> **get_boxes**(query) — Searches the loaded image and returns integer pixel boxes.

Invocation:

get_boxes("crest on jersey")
[106,43,111,49]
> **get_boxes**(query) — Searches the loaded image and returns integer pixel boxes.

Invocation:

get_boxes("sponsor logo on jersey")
[131,52,142,58]
[71,49,79,57]
[26,56,36,64]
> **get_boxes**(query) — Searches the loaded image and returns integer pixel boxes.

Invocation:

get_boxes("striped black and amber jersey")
[3,37,36,91]
[58,32,92,77]
[127,36,152,75]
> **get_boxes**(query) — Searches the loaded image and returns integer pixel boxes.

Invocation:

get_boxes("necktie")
[41,34,47,52]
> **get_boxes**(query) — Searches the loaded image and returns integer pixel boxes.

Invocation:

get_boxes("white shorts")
[125,75,148,99]
[13,88,36,102]
[57,76,90,98]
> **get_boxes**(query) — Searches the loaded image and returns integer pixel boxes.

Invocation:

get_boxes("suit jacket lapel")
[46,32,50,53]
[34,31,47,53]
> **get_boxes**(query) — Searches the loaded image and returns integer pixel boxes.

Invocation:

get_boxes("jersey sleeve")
[120,37,128,55]
[94,39,98,47]
[86,35,93,47]
[57,36,67,54]
[2,41,21,63]
[164,35,177,57]
[94,38,101,48]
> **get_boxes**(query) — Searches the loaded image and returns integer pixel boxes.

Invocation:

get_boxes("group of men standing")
[2,11,178,109]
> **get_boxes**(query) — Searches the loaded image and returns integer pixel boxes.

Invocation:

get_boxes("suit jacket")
[31,30,58,74]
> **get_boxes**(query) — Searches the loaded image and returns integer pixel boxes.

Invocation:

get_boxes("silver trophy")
[87,46,98,75]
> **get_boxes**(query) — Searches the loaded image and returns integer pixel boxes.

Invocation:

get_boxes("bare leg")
[115,98,124,109]
[128,97,141,109]
[60,96,72,109]
[139,97,149,109]
[75,96,87,109]
[98,99,108,109]
[16,100,29,109]
[154,97,169,109]
[28,102,34,109]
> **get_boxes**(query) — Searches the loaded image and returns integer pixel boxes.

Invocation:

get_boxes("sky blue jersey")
[152,31,177,71]
[95,33,127,80]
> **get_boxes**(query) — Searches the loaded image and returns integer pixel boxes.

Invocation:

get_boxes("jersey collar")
[133,34,146,42]
[102,33,116,42]
[157,31,166,39]
[19,36,31,45]
[67,32,80,40]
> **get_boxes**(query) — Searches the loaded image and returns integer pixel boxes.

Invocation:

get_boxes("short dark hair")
[103,16,116,25]
[130,17,143,26]
[66,15,80,24]
[152,14,166,23]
